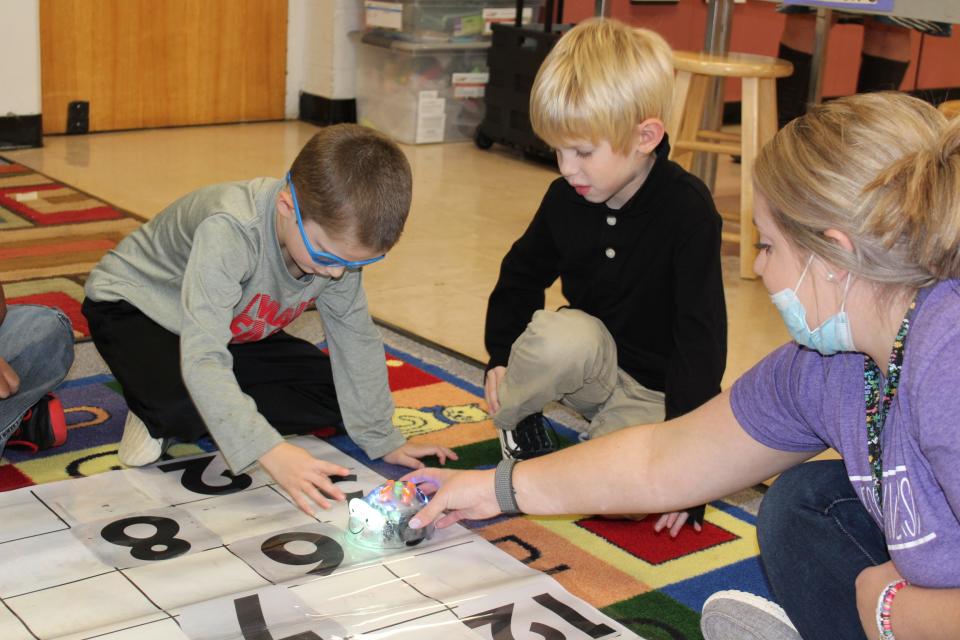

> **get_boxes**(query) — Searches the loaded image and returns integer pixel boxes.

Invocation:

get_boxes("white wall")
[285,0,308,118]
[0,0,41,116]
[302,0,362,101]
[249,0,368,119]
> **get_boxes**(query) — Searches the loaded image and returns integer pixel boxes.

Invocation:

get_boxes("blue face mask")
[770,256,856,356]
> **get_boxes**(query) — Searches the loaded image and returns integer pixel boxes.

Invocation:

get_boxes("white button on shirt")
[606,215,617,226]
[605,248,616,259]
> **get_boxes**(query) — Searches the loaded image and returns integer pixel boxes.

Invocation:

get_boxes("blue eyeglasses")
[286,173,385,269]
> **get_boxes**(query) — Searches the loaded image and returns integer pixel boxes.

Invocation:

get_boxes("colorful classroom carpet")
[0,156,145,341]
[0,320,771,640]
[0,156,759,638]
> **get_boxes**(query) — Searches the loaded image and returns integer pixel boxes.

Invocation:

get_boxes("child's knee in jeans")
[23,305,73,339]
[38,308,75,374]
[6,305,74,360]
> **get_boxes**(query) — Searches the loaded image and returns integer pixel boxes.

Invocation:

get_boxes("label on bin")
[483,7,533,35]
[453,15,485,37]
[365,1,403,30]
[452,72,489,99]
[417,91,446,144]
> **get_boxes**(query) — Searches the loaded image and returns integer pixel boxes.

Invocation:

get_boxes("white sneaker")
[701,591,801,640]
[117,411,164,467]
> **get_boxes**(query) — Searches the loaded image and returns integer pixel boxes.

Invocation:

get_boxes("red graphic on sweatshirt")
[230,294,315,343]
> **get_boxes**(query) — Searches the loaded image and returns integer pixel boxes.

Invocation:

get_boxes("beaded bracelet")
[875,578,909,639]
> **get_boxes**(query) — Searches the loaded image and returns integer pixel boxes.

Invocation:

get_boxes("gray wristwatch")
[494,458,521,514]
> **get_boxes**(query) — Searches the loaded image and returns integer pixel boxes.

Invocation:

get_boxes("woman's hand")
[401,467,499,529]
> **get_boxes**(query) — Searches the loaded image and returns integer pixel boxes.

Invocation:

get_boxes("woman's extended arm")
[407,389,817,528]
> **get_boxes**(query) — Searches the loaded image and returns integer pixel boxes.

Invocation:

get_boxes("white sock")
[117,411,163,467]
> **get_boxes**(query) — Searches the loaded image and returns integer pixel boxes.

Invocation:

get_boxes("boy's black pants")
[82,298,342,443]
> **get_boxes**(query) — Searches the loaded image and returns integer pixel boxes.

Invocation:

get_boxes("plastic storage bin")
[364,0,540,42]
[355,34,490,144]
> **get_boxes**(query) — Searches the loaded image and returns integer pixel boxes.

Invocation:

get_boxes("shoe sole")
[46,394,67,448]
[702,590,796,631]
[497,435,555,460]
[497,428,520,460]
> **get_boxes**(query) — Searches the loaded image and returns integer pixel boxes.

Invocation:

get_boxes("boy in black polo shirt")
[484,18,727,534]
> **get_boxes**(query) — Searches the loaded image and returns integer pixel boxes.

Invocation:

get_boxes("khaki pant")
[493,309,665,438]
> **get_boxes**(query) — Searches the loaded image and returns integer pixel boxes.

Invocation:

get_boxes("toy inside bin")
[355,33,491,144]
[364,0,542,42]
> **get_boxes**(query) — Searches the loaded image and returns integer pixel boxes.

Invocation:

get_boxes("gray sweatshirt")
[85,178,406,472]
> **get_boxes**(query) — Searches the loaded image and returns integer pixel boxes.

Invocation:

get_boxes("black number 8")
[101,515,192,561]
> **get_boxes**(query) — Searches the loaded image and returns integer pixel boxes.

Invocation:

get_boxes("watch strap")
[494,458,521,514]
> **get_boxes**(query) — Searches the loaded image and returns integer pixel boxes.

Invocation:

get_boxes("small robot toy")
[347,480,435,549]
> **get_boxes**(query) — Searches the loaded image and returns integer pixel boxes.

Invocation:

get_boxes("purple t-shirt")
[731,280,960,588]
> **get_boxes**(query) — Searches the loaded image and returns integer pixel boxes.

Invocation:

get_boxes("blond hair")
[755,92,960,289]
[530,18,674,153]
[289,124,412,252]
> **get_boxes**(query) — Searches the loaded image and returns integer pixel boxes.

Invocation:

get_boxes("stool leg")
[667,70,693,145]
[740,77,761,279]
[671,74,709,171]
[758,78,779,153]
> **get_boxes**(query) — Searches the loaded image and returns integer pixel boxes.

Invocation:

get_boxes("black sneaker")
[7,393,67,453]
[498,412,558,460]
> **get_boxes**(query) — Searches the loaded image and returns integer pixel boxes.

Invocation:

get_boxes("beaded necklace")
[863,296,918,510]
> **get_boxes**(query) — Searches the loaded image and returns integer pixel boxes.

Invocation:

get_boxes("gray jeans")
[493,309,664,438]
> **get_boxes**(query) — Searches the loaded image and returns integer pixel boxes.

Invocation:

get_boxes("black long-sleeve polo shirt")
[484,136,728,420]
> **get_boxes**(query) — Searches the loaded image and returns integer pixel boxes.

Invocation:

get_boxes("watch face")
[347,480,434,549]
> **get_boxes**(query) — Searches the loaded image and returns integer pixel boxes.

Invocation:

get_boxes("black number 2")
[100,515,191,561]
[159,455,253,495]
[331,473,364,501]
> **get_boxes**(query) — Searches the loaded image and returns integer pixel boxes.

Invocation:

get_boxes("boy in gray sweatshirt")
[82,124,455,515]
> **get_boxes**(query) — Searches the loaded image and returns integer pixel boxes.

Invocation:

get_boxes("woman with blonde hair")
[405,91,960,639]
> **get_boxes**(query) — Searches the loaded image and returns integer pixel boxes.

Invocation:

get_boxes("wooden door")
[39,0,287,134]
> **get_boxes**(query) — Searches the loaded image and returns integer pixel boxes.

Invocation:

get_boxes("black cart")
[474,0,568,163]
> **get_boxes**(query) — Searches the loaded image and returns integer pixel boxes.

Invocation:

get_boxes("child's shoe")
[117,411,164,466]
[6,393,67,453]
[498,412,558,460]
[700,590,800,640]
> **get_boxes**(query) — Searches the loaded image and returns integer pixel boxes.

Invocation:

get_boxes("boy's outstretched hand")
[400,467,499,530]
[383,442,459,469]
[259,442,351,516]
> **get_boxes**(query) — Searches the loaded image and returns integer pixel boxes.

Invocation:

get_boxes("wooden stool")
[668,51,793,279]
[939,100,960,120]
